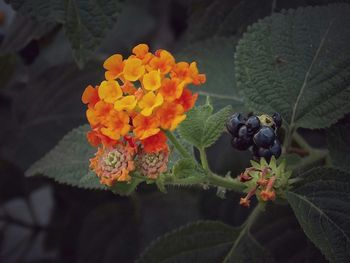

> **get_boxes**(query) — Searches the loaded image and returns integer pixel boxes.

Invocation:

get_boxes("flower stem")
[223,202,265,262]
[293,131,313,153]
[199,147,209,171]
[206,173,245,192]
[165,131,191,159]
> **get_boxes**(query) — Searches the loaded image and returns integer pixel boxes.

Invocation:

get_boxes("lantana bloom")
[82,43,206,185]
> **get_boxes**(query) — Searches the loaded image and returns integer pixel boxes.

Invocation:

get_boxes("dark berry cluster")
[226,112,282,161]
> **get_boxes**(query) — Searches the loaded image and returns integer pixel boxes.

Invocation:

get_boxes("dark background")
[0,0,345,262]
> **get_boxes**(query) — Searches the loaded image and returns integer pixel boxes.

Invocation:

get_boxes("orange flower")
[174,88,198,111]
[84,43,206,153]
[159,78,184,102]
[132,43,153,64]
[114,95,137,112]
[171,61,206,85]
[121,81,137,95]
[138,91,163,116]
[141,131,168,153]
[189,62,206,85]
[133,114,160,140]
[86,101,113,127]
[123,57,145,81]
[90,144,136,186]
[98,80,123,103]
[142,70,161,91]
[147,49,175,74]
[103,54,124,80]
[82,85,100,108]
[102,110,130,140]
[157,102,186,131]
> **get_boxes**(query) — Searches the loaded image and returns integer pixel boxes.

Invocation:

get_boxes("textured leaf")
[26,125,104,190]
[167,131,193,169]
[285,167,350,263]
[178,104,212,148]
[0,62,102,169]
[110,177,143,196]
[137,220,272,263]
[202,106,233,148]
[7,0,123,65]
[235,4,350,129]
[326,123,350,171]
[173,158,205,179]
[177,37,244,111]
[178,105,232,149]
[183,0,273,43]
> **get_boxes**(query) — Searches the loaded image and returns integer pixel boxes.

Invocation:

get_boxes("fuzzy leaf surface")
[286,167,350,262]
[137,220,272,263]
[26,125,105,190]
[7,0,123,65]
[235,4,350,129]
[178,105,232,149]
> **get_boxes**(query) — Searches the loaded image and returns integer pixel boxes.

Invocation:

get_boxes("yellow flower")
[123,57,145,81]
[138,92,163,116]
[114,95,137,111]
[98,80,123,104]
[103,54,124,80]
[142,70,161,91]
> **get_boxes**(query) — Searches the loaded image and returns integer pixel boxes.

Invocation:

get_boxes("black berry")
[272,112,282,128]
[253,146,272,160]
[253,126,275,148]
[246,116,260,134]
[270,140,282,158]
[226,113,246,136]
[232,137,251,151]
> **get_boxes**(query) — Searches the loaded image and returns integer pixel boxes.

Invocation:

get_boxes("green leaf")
[26,125,104,190]
[202,106,233,148]
[79,171,106,190]
[137,220,273,263]
[110,177,143,196]
[178,105,232,149]
[167,131,193,169]
[173,158,205,179]
[326,123,350,171]
[235,4,350,129]
[7,0,123,66]
[177,37,244,111]
[285,167,350,263]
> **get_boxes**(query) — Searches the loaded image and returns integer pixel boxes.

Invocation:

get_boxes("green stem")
[206,173,245,192]
[165,131,191,159]
[290,149,329,172]
[199,147,209,171]
[293,131,313,152]
[223,202,265,262]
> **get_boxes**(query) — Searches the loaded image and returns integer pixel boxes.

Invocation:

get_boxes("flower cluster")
[237,157,291,207]
[82,44,206,185]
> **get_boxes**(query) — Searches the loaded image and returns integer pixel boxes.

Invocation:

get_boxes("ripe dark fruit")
[238,125,248,137]
[272,112,282,128]
[253,127,275,148]
[226,113,246,136]
[246,116,260,134]
[232,137,251,151]
[228,112,282,160]
[257,147,272,160]
[270,140,282,158]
